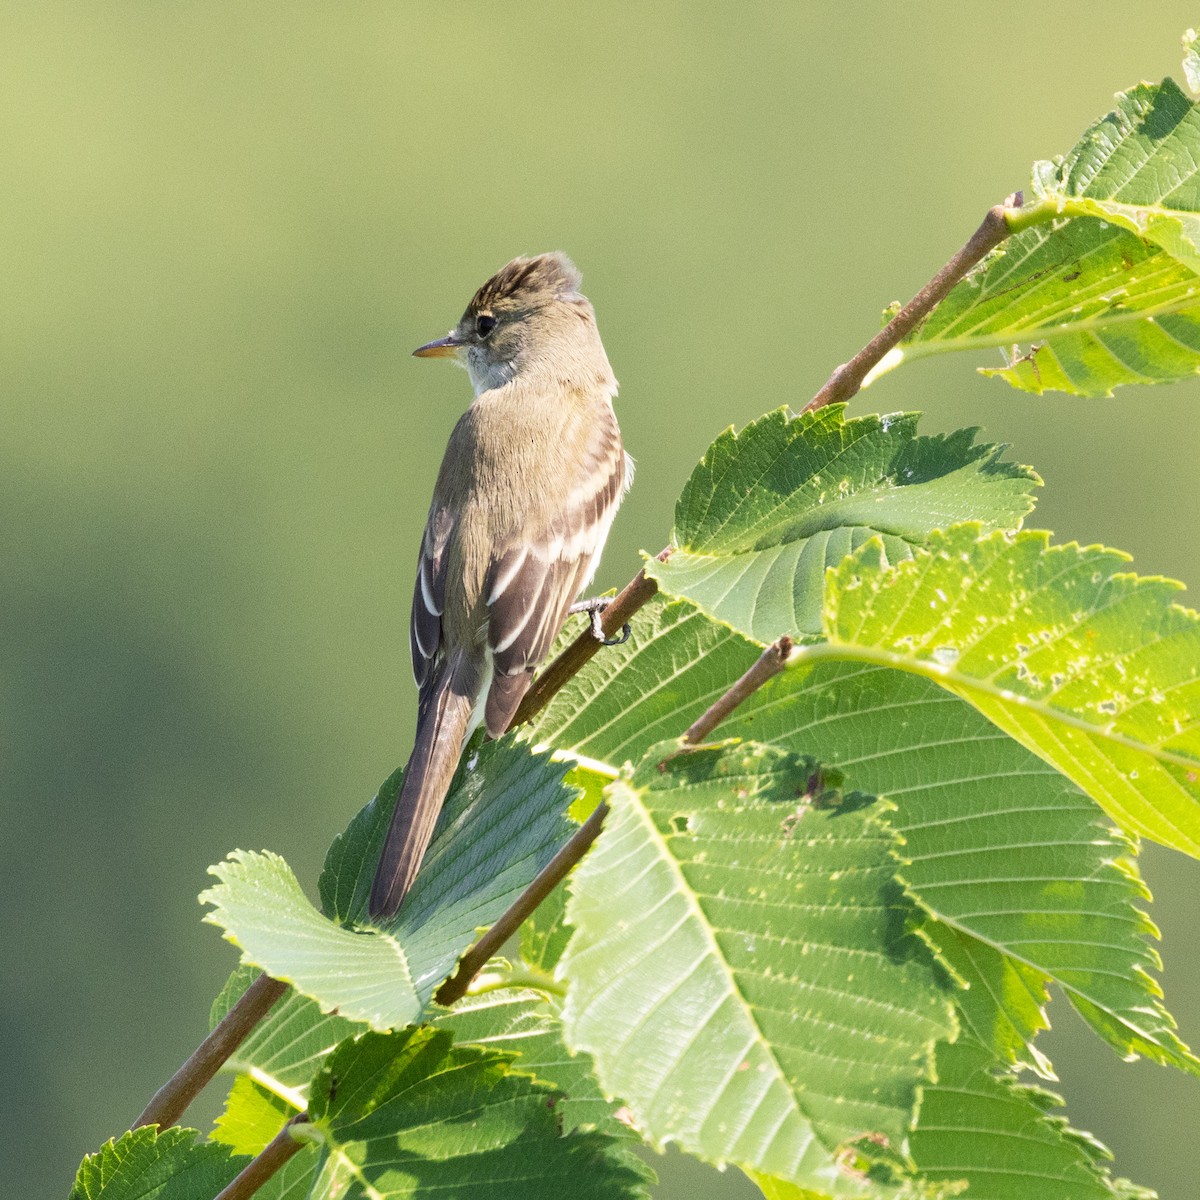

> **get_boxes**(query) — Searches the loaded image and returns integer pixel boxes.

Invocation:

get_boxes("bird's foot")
[569,596,631,646]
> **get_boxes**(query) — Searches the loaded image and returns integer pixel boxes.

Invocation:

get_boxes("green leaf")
[303,1026,651,1198]
[821,526,1200,861]
[532,593,1189,1076]
[925,925,1054,1079]
[1185,28,1200,95]
[70,1127,247,1200]
[202,848,421,1030]
[212,1075,295,1156]
[1031,79,1200,274]
[889,80,1200,397]
[561,740,957,1179]
[530,594,762,768]
[900,216,1200,398]
[208,967,358,1153]
[431,983,652,1179]
[201,737,579,1028]
[911,1038,1156,1199]
[645,407,1036,640]
[321,735,579,992]
[735,659,1194,1076]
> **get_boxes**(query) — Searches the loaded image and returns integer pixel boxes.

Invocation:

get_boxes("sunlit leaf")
[911,1038,1156,1198]
[821,525,1200,865]
[1031,78,1200,274]
[900,216,1200,397]
[70,1127,246,1200]
[561,740,956,1180]
[645,406,1036,640]
[200,738,579,1028]
[303,1026,650,1198]
[890,79,1200,397]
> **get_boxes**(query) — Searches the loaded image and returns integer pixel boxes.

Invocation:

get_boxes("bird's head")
[413,252,612,394]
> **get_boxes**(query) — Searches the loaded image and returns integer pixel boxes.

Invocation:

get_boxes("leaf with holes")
[644,406,1036,641]
[1031,78,1200,274]
[897,215,1200,397]
[821,524,1200,861]
[560,739,957,1180]
[532,591,1192,1077]
[888,79,1200,397]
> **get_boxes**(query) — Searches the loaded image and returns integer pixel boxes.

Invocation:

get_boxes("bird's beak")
[412,333,465,359]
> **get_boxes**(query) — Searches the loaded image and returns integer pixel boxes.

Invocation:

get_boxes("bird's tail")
[368,655,478,919]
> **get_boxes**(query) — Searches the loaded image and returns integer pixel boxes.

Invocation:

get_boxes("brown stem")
[133,973,287,1130]
[511,549,670,729]
[213,1114,309,1200]
[682,636,794,744]
[130,550,664,1134]
[438,636,802,1005]
[803,197,1021,413]
[435,801,609,1005]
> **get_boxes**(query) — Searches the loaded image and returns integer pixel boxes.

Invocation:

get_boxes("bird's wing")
[483,437,627,735]
[409,503,455,717]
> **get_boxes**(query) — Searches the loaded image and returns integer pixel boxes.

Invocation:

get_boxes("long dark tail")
[369,656,478,919]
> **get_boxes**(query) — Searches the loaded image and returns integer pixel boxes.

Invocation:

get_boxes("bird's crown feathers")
[469,252,582,314]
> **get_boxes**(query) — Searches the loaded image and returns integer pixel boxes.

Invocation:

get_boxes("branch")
[133,973,287,1130]
[436,635,800,1006]
[682,636,794,743]
[128,551,663,1134]
[803,195,1023,412]
[213,1114,309,1200]
[511,550,669,729]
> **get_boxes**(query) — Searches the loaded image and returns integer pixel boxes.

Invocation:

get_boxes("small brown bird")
[368,253,630,919]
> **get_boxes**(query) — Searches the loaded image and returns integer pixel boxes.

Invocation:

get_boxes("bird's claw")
[569,596,630,647]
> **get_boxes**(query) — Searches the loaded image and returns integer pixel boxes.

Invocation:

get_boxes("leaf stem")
[212,1114,310,1200]
[804,195,1029,412]
[511,550,670,729]
[437,635,802,1006]
[469,961,568,998]
[133,973,287,1130]
[682,636,794,743]
[435,802,610,1005]
[129,549,665,1134]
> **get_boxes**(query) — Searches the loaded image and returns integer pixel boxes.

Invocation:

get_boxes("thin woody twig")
[435,801,610,1006]
[511,549,670,729]
[803,197,1022,413]
[682,636,794,744]
[128,554,663,1134]
[133,973,287,1131]
[212,1114,309,1200]
[437,636,801,1007]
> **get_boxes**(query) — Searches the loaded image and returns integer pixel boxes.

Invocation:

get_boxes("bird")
[368,252,630,919]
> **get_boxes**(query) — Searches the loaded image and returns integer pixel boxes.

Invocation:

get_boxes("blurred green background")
[6,5,1200,1196]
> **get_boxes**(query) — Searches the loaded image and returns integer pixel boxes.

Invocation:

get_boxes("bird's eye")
[475,314,497,338]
